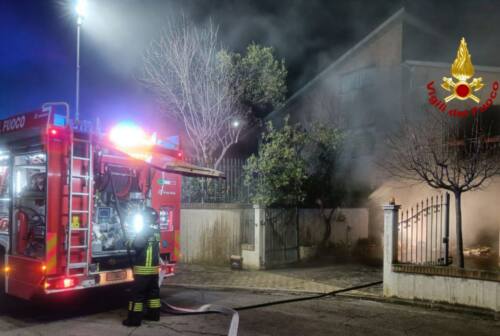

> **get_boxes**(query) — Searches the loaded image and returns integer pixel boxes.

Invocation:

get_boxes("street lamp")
[75,0,87,122]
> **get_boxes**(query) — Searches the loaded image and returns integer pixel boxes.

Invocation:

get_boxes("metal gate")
[397,193,451,266]
[264,208,299,267]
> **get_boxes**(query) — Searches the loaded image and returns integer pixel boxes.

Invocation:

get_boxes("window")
[0,152,9,234]
[12,152,47,259]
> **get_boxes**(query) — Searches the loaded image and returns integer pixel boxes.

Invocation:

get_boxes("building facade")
[269,8,500,257]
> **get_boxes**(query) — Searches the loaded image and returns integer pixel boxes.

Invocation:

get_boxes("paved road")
[0,286,498,335]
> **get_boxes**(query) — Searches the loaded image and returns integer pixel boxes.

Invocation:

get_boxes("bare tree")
[385,113,500,268]
[141,16,244,169]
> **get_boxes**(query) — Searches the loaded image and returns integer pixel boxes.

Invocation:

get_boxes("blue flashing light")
[157,136,180,150]
[53,114,67,127]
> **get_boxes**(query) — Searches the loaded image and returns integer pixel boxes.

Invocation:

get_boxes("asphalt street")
[0,286,498,335]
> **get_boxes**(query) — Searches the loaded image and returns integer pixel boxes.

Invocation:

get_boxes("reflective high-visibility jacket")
[129,226,160,275]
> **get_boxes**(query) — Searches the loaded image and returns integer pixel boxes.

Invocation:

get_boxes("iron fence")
[240,207,255,245]
[181,158,250,204]
[397,193,450,266]
[264,207,299,266]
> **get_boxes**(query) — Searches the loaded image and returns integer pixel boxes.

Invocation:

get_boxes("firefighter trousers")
[127,274,161,323]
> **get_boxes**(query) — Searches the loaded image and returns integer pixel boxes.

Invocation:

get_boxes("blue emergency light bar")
[157,136,180,150]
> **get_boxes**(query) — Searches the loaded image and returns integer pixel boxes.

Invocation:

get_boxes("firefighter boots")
[143,309,160,321]
[122,314,142,327]
[123,302,143,327]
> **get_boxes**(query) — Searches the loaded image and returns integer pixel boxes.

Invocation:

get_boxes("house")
[267,7,500,256]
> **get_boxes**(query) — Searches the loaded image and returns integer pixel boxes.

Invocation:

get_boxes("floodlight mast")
[75,0,87,122]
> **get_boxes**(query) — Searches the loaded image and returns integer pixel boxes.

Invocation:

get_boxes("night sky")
[0,0,405,126]
[2,0,500,128]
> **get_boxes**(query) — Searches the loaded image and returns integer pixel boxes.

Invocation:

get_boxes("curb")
[349,295,500,320]
[163,283,384,299]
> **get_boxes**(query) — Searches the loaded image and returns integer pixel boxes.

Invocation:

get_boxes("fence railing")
[241,207,255,246]
[264,207,299,266]
[397,193,450,266]
[181,158,250,204]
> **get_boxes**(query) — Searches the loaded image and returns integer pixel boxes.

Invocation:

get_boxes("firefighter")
[123,205,161,327]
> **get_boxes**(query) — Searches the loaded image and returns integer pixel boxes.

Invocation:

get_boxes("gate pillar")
[242,205,266,270]
[383,201,400,297]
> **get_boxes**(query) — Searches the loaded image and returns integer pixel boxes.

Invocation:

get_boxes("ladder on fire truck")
[66,135,93,276]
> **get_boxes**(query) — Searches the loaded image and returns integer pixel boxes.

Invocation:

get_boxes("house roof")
[266,7,407,122]
[403,60,500,74]
[264,5,500,126]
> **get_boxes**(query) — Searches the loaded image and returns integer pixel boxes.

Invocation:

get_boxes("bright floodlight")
[76,0,87,20]
[133,213,144,233]
[232,120,240,128]
[109,122,150,148]
[109,122,156,162]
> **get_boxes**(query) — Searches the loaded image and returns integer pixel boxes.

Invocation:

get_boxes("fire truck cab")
[0,104,221,300]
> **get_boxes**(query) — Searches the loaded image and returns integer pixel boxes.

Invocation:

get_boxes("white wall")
[384,203,500,312]
[299,208,369,248]
[180,207,243,265]
[179,206,369,266]
[385,271,500,311]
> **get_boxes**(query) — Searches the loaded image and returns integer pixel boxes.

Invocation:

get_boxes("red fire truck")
[0,103,222,300]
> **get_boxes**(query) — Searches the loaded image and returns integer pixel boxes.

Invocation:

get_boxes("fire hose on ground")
[159,280,383,336]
